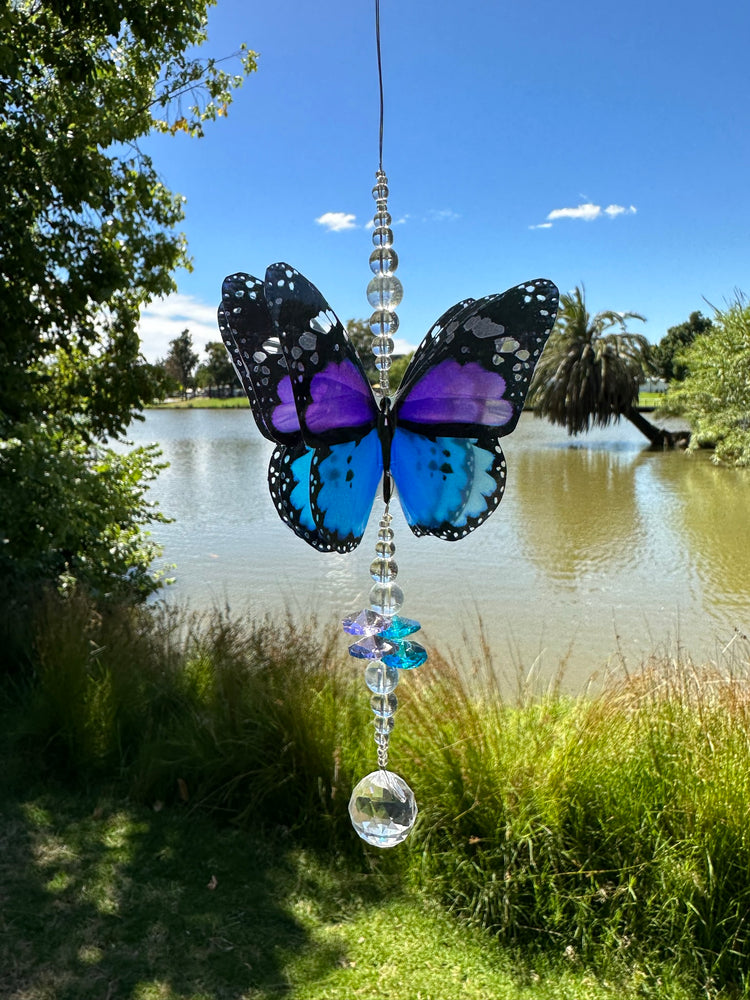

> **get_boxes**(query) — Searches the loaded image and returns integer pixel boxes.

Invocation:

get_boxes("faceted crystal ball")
[348,769,418,848]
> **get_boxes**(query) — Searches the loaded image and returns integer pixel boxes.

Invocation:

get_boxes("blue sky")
[138,0,750,361]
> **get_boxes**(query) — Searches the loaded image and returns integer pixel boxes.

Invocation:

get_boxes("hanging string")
[375,0,384,173]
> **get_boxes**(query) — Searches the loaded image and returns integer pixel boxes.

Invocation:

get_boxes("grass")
[149,397,249,409]
[4,592,750,997]
[0,783,697,1000]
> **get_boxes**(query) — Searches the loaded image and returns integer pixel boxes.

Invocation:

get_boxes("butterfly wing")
[391,279,558,539]
[218,272,300,444]
[220,263,382,552]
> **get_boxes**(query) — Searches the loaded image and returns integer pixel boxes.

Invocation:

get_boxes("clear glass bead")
[372,182,389,201]
[370,557,397,582]
[369,247,399,275]
[374,731,390,746]
[370,692,398,716]
[372,226,394,248]
[364,661,399,693]
[370,309,399,336]
[349,770,418,848]
[373,210,392,228]
[374,715,395,734]
[370,581,404,615]
[377,527,395,542]
[367,274,404,310]
[375,540,395,557]
[376,356,392,372]
[371,336,395,358]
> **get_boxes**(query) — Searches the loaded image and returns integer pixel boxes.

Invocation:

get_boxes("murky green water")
[130,409,750,688]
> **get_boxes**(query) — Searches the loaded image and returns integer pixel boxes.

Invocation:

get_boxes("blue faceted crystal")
[349,635,396,660]
[342,608,391,636]
[379,615,421,640]
[381,640,428,670]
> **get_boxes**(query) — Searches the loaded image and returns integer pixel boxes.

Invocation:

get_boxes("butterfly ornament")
[218,263,558,553]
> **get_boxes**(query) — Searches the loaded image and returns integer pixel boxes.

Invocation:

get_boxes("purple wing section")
[306,359,379,435]
[397,360,514,428]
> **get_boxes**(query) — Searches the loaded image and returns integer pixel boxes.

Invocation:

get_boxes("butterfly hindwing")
[265,263,380,448]
[390,427,507,540]
[309,429,384,552]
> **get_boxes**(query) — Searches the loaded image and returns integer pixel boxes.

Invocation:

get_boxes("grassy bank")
[150,396,249,409]
[4,594,750,997]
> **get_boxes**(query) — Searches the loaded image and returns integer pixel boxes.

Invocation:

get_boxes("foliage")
[345,318,378,375]
[195,339,240,396]
[161,328,199,398]
[11,594,750,994]
[0,0,256,601]
[529,287,650,433]
[650,311,714,382]
[660,296,750,465]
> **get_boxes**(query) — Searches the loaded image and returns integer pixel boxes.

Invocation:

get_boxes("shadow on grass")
[0,782,354,1000]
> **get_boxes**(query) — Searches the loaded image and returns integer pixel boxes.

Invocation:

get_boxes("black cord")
[375,0,384,172]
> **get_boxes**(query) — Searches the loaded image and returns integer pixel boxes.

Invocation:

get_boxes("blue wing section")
[310,429,383,551]
[390,427,506,540]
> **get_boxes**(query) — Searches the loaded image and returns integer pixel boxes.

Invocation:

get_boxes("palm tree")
[530,285,679,447]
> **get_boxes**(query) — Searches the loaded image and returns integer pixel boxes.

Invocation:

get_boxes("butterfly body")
[218,263,558,553]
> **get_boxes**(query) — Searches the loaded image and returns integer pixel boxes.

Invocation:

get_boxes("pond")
[128,408,750,689]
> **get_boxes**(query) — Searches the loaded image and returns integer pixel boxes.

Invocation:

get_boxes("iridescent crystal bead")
[370,692,398,716]
[349,635,395,660]
[370,557,397,582]
[369,247,399,275]
[367,274,403,310]
[364,661,399,694]
[349,770,418,848]
[374,715,395,734]
[382,640,428,670]
[342,608,390,636]
[372,226,393,248]
[379,615,421,640]
[370,581,404,615]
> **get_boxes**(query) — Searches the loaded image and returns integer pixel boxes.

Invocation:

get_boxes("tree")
[0,0,255,605]
[650,311,714,382]
[345,319,378,376]
[164,330,200,398]
[529,285,682,447]
[196,340,239,396]
[661,296,750,465]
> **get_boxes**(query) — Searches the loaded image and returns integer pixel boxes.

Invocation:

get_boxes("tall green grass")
[7,591,750,995]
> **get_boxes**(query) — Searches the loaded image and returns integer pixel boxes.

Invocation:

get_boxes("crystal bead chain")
[367,170,402,398]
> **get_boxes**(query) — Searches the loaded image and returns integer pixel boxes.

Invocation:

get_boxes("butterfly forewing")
[219,272,300,444]
[264,263,380,448]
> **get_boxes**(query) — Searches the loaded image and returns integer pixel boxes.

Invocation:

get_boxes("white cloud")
[138,293,219,362]
[548,202,603,222]
[532,201,637,229]
[605,204,637,218]
[315,211,357,232]
[426,208,460,223]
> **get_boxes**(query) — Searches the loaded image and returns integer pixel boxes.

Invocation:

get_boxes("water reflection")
[514,446,644,583]
[129,409,750,685]
[647,453,750,625]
